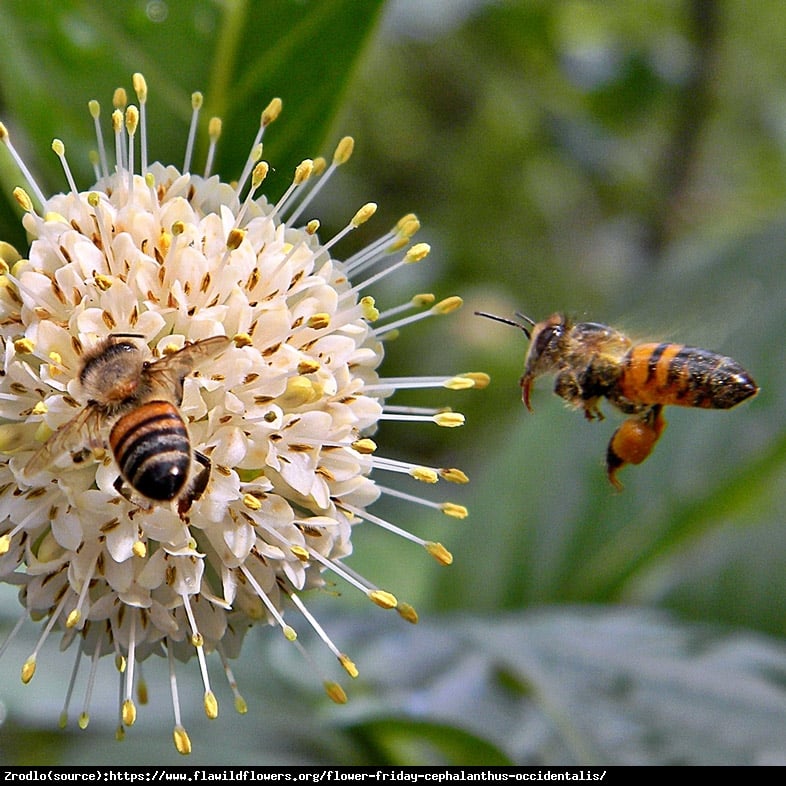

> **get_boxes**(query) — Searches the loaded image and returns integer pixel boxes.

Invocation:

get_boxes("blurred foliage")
[1,0,786,767]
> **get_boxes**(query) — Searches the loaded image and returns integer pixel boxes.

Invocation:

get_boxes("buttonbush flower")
[0,75,482,754]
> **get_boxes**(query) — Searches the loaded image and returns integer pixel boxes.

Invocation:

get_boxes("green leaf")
[320,608,786,765]
[0,0,385,246]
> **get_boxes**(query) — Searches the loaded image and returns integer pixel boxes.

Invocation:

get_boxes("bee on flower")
[0,74,483,754]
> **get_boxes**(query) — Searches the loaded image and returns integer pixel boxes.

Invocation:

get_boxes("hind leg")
[606,405,666,490]
[177,451,212,517]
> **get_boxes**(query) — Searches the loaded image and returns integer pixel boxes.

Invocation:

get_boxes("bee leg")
[553,370,596,413]
[582,398,604,421]
[113,475,154,510]
[177,451,212,518]
[606,405,667,490]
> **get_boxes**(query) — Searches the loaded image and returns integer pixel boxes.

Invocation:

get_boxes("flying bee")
[24,334,231,513]
[475,310,758,489]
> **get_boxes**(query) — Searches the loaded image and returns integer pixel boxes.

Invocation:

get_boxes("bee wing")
[145,336,231,399]
[24,406,105,479]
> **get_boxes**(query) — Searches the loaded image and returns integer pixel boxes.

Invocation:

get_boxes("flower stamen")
[183,92,203,174]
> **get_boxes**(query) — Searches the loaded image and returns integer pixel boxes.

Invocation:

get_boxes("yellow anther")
[444,375,477,390]
[51,139,65,157]
[191,632,204,648]
[439,467,469,484]
[294,159,313,184]
[463,372,490,389]
[441,502,468,519]
[66,609,81,628]
[191,91,203,111]
[13,187,34,213]
[425,541,453,565]
[251,161,269,188]
[173,725,192,755]
[339,653,359,678]
[369,589,397,609]
[208,117,222,142]
[227,228,245,250]
[333,136,354,165]
[307,313,330,329]
[78,712,90,730]
[412,293,435,307]
[352,438,377,454]
[132,73,148,102]
[410,467,439,484]
[113,87,127,109]
[21,656,36,684]
[234,695,248,714]
[132,540,147,558]
[122,698,137,726]
[433,296,463,314]
[306,219,320,235]
[351,202,377,228]
[13,337,34,354]
[0,122,8,141]
[242,493,262,511]
[115,654,126,673]
[262,97,282,126]
[171,220,186,236]
[0,534,10,555]
[159,230,172,256]
[204,691,218,719]
[111,109,123,134]
[88,100,100,119]
[297,358,321,375]
[325,682,348,704]
[233,332,253,348]
[290,545,310,561]
[283,625,297,641]
[404,243,431,263]
[433,412,465,427]
[360,296,379,321]
[0,241,21,266]
[396,213,417,230]
[125,106,139,135]
[278,376,319,407]
[396,602,419,624]
[94,274,113,291]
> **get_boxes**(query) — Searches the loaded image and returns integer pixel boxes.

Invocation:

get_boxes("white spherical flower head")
[0,75,482,753]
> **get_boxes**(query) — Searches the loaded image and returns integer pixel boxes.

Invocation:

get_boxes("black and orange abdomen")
[109,400,191,500]
[619,342,758,409]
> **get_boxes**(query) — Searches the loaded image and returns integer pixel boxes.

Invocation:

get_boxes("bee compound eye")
[534,324,560,356]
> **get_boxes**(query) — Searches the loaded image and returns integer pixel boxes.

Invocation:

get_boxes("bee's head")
[476,310,570,410]
[519,313,570,411]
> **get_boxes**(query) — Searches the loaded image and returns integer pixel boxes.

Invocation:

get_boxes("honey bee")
[24,334,231,512]
[475,310,758,488]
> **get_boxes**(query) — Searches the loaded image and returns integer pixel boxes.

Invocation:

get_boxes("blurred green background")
[1,0,785,766]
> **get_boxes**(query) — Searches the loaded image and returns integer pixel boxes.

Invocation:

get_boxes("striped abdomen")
[618,343,758,409]
[109,400,191,501]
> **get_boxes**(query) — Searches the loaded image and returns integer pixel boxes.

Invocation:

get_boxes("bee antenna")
[474,311,532,339]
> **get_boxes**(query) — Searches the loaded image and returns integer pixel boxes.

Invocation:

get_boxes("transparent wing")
[23,406,105,479]
[145,336,231,399]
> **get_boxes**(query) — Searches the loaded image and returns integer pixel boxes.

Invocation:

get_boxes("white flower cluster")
[0,75,481,753]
